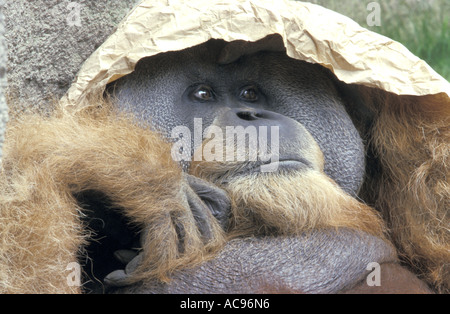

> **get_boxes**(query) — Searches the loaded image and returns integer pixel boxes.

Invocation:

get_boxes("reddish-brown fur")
[357,88,450,293]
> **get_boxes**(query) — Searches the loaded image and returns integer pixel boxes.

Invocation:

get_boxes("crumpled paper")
[60,0,450,109]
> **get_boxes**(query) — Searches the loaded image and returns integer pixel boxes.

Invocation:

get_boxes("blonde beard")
[191,162,385,238]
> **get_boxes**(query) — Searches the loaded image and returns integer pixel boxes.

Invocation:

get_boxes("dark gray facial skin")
[110,39,365,196]
[103,39,404,294]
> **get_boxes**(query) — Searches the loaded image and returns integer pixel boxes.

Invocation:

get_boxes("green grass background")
[304,0,450,81]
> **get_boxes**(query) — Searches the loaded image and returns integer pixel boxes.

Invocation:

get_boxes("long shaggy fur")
[0,101,224,293]
[357,89,450,293]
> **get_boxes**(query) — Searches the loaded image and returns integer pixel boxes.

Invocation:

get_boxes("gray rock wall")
[0,0,8,161]
[4,0,139,112]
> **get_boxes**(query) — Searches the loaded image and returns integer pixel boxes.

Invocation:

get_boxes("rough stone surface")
[0,0,8,161]
[4,0,139,112]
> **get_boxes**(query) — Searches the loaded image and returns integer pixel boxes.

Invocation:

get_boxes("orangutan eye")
[190,85,215,102]
[239,86,259,102]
